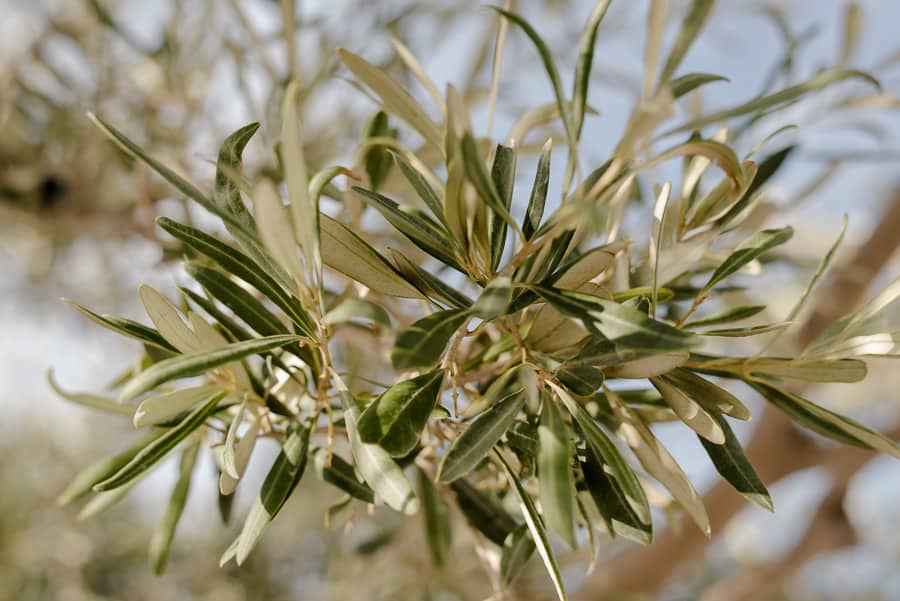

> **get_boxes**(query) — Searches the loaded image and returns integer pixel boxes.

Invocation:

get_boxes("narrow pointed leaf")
[186,264,289,336]
[94,394,224,491]
[282,81,320,285]
[389,250,473,309]
[320,214,421,298]
[490,144,516,271]
[607,392,710,534]
[685,304,766,328]
[578,429,653,544]
[554,385,651,525]
[338,48,443,152]
[461,133,521,239]
[234,422,311,564]
[652,377,725,443]
[214,122,258,230]
[352,186,463,271]
[57,431,164,505]
[523,139,552,239]
[701,226,794,294]
[572,0,613,136]
[750,358,867,383]
[664,69,880,135]
[392,151,445,224]
[533,287,699,350]
[158,217,315,336]
[750,380,900,458]
[438,388,525,483]
[133,385,224,428]
[491,7,578,175]
[120,335,301,401]
[537,399,576,548]
[698,413,773,511]
[669,72,729,98]
[66,301,176,352]
[661,369,751,420]
[149,442,199,574]
[495,450,569,601]
[139,285,200,353]
[48,371,134,417]
[88,114,252,237]
[658,0,716,85]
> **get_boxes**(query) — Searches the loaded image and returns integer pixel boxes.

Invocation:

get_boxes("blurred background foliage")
[1,0,899,600]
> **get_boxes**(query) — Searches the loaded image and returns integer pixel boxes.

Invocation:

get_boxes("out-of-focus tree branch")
[573,191,900,601]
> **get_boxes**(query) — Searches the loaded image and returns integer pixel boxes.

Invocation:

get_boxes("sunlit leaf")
[120,335,301,401]
[320,214,422,298]
[663,69,880,135]
[652,377,725,443]
[338,48,443,151]
[133,385,224,428]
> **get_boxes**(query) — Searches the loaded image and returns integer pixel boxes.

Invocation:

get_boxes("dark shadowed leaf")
[555,385,651,526]
[698,413,773,511]
[214,122,259,231]
[523,139,552,240]
[450,479,517,545]
[312,447,375,504]
[490,144,516,270]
